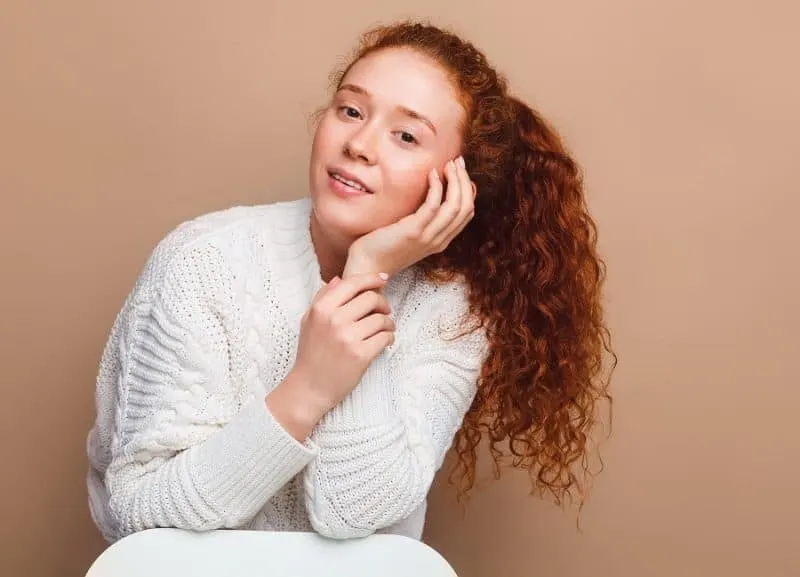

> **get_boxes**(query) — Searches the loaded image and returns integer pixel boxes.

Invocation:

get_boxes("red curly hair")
[331,21,616,509]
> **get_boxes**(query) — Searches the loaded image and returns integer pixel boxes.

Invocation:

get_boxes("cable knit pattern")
[86,197,488,543]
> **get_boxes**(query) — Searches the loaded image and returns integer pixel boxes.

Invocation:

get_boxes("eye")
[398,131,418,145]
[339,106,362,119]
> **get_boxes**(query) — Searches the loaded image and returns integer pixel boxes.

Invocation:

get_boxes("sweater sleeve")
[103,235,316,540]
[303,288,487,539]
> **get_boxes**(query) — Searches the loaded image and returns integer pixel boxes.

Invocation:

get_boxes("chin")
[311,194,374,241]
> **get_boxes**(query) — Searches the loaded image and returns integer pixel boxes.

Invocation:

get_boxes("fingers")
[457,158,476,203]
[406,168,443,231]
[314,272,388,309]
[338,288,391,321]
[361,328,396,358]
[424,159,462,235]
[426,156,479,249]
[425,167,444,209]
[443,156,476,239]
[353,312,396,341]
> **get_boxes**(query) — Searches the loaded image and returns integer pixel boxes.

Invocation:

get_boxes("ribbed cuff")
[190,397,317,519]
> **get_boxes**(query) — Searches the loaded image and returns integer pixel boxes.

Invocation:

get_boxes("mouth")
[327,168,373,194]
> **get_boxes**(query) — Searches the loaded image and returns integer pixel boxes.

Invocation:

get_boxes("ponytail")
[442,94,615,505]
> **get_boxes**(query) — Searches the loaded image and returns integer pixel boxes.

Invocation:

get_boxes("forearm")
[106,396,316,539]
[265,368,333,441]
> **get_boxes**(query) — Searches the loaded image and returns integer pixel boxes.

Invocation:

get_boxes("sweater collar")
[267,197,325,329]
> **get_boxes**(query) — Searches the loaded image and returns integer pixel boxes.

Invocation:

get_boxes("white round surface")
[85,528,459,577]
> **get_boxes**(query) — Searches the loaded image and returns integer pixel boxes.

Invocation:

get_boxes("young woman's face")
[309,47,466,244]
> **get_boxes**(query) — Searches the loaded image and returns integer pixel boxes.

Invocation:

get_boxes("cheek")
[384,160,433,211]
[311,114,340,157]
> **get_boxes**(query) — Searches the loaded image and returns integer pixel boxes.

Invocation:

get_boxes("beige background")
[2,1,798,576]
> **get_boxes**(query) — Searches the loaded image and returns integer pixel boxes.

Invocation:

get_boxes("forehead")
[341,48,465,127]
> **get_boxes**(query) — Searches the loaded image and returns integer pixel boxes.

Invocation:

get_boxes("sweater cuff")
[190,397,318,517]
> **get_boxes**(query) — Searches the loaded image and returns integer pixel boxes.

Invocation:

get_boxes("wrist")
[265,367,332,441]
[343,245,388,278]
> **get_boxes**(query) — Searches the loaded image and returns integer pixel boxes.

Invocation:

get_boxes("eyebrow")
[337,83,438,135]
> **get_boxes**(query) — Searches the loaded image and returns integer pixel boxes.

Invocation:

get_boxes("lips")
[327,167,372,194]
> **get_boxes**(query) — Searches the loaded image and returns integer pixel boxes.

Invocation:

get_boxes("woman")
[86,20,614,543]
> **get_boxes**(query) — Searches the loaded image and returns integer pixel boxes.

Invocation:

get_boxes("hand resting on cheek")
[343,156,477,279]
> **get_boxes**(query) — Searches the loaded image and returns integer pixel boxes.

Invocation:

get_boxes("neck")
[309,211,350,282]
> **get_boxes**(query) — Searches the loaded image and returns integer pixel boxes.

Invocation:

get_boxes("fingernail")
[379,272,389,280]
[458,156,465,168]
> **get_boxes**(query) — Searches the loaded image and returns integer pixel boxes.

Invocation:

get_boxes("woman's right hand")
[269,273,395,438]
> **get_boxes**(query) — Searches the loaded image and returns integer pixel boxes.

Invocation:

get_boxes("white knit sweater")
[86,197,488,543]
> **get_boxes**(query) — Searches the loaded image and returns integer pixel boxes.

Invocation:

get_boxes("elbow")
[310,515,374,540]
[106,487,153,541]
[304,482,375,539]
[306,462,434,539]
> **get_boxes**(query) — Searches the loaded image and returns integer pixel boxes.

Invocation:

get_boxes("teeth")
[332,173,367,192]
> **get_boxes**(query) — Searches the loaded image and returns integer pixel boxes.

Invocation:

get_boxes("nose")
[343,124,378,165]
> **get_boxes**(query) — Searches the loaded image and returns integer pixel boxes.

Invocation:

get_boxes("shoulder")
[393,269,487,352]
[395,268,471,318]
[134,198,311,299]
[148,198,310,265]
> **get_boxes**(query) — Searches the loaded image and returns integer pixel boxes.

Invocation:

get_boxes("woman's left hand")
[344,156,476,278]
